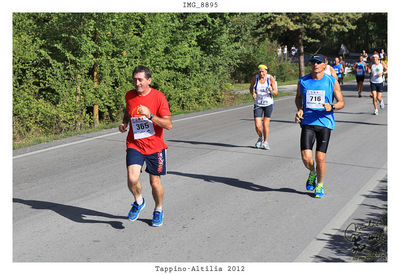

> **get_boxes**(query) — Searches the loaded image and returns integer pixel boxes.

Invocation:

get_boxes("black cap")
[309,54,326,63]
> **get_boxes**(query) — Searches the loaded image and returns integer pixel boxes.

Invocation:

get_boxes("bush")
[13,13,299,143]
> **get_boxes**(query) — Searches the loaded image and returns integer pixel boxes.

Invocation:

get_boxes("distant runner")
[353,55,367,97]
[333,57,344,85]
[324,57,338,80]
[119,65,173,227]
[361,50,368,63]
[250,63,278,150]
[367,54,388,115]
[295,54,345,198]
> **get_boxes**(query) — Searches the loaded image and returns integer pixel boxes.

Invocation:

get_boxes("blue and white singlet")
[298,74,336,130]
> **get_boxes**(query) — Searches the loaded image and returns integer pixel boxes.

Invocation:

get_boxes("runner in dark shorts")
[295,54,345,198]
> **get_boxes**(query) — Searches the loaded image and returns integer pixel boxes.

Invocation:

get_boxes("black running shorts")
[356,75,365,83]
[300,124,332,153]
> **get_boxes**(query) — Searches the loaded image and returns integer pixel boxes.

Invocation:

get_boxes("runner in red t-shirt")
[119,66,172,227]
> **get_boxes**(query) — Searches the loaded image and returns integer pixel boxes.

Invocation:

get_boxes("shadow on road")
[168,171,312,197]
[13,198,127,229]
[239,119,296,124]
[335,120,387,126]
[335,111,375,115]
[167,139,253,149]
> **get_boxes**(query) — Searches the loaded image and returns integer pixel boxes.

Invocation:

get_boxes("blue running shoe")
[306,172,317,191]
[314,184,325,198]
[152,211,164,227]
[128,199,145,221]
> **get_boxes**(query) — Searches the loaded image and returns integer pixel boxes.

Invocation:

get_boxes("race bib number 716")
[306,90,325,109]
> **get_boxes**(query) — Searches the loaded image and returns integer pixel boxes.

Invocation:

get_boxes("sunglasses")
[310,60,323,65]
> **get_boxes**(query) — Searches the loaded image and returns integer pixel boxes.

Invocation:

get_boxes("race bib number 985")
[306,90,325,109]
[131,116,155,139]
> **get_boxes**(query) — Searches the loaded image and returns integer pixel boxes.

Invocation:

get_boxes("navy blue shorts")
[126,148,167,176]
[254,104,274,118]
[370,82,384,93]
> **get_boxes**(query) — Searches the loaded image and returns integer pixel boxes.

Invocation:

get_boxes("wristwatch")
[330,104,336,111]
[149,113,154,120]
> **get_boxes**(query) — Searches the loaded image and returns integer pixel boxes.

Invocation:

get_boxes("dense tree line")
[13,13,387,142]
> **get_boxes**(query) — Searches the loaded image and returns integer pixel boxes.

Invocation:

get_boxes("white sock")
[135,195,143,206]
[317,182,323,186]
[155,206,163,212]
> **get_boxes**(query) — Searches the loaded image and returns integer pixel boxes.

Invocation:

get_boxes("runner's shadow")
[335,111,374,115]
[168,139,253,149]
[138,219,153,226]
[168,171,312,197]
[335,120,387,126]
[13,198,126,229]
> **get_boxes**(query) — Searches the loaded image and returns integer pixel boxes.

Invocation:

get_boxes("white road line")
[12,132,120,159]
[172,96,292,123]
[294,165,387,262]
[13,95,294,159]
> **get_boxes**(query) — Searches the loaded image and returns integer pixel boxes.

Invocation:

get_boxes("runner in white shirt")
[367,54,388,115]
[249,62,278,150]
[324,57,338,80]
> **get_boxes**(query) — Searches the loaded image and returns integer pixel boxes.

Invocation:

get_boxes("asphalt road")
[13,80,387,264]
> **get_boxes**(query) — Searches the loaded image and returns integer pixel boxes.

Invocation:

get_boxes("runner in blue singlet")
[295,54,345,198]
[352,55,366,97]
[333,57,344,85]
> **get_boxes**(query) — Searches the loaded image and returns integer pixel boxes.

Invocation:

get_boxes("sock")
[317,182,323,186]
[155,206,163,212]
[135,195,143,206]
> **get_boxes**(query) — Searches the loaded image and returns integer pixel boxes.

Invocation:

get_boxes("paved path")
[13,80,387,265]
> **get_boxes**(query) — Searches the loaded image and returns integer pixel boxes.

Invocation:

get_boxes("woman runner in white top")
[249,62,278,150]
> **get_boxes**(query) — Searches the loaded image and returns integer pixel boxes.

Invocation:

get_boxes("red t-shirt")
[125,88,171,155]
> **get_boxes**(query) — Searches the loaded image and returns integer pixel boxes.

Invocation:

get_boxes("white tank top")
[254,74,273,107]
[370,63,384,83]
[324,65,332,76]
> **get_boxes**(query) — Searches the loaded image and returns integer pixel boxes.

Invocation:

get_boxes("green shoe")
[314,184,325,198]
[306,172,317,191]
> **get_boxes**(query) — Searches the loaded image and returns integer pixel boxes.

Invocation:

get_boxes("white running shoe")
[379,100,385,109]
[261,141,270,150]
[255,137,263,148]
[374,109,379,115]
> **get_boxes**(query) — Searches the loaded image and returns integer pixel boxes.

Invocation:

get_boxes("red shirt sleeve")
[156,92,171,117]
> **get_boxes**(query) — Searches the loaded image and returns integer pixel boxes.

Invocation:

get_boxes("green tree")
[259,13,362,76]
[340,13,387,52]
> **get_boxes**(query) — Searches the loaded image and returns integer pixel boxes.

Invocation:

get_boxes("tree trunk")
[94,104,99,127]
[298,28,306,78]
